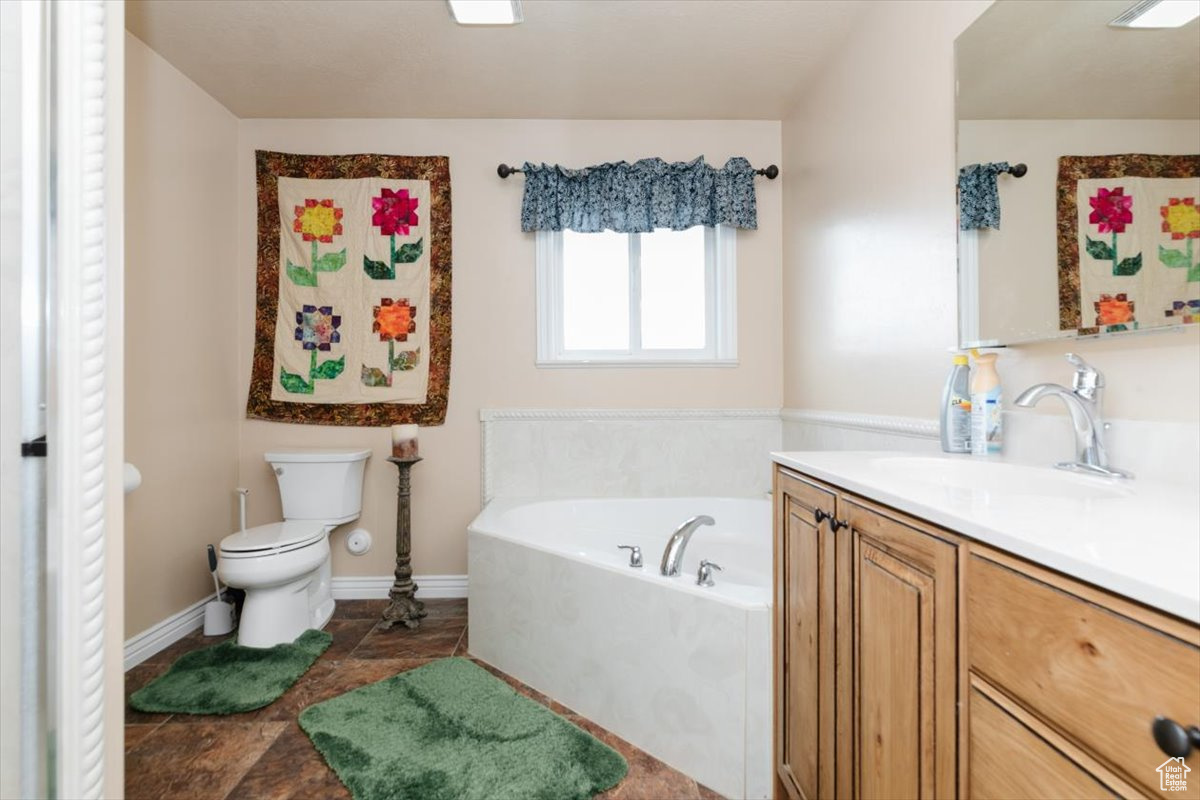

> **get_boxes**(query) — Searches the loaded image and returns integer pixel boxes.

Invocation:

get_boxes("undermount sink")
[868,456,1133,500]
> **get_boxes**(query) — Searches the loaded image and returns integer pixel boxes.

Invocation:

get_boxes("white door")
[0,2,123,797]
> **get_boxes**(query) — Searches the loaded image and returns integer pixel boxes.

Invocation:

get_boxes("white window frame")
[535,225,737,367]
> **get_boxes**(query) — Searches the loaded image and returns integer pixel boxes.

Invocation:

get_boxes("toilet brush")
[207,544,223,599]
[203,544,236,636]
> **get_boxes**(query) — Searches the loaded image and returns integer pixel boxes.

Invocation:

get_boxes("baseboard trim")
[124,574,469,671]
[780,409,939,439]
[123,592,215,671]
[330,574,468,600]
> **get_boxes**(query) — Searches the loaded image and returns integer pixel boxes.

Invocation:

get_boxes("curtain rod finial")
[757,164,779,180]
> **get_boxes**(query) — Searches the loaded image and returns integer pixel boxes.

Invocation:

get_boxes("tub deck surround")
[480,408,783,503]
[468,496,773,800]
[471,497,772,608]
[124,599,724,800]
[771,450,1200,622]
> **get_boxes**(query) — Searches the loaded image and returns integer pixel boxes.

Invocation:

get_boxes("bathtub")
[468,497,772,800]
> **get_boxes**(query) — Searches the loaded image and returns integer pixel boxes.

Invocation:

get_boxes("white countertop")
[771,451,1200,623]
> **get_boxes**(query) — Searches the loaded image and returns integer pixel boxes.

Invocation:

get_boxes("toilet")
[218,448,370,648]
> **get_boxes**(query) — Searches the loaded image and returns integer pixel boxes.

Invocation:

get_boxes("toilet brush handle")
[207,545,223,600]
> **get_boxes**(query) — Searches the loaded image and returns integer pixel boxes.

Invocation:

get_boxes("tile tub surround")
[772,451,1200,622]
[125,599,724,800]
[468,497,773,800]
[479,407,1196,504]
[480,409,782,503]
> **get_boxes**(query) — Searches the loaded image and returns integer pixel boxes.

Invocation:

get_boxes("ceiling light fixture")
[447,0,523,26]
[1110,0,1200,28]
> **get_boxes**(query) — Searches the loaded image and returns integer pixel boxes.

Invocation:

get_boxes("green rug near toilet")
[299,657,628,800]
[129,629,331,714]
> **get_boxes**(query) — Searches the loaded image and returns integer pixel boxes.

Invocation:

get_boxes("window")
[535,226,736,366]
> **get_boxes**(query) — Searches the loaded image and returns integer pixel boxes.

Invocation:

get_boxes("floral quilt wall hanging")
[1058,154,1200,335]
[247,151,451,426]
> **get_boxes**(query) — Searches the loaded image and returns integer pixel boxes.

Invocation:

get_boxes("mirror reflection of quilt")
[1058,154,1200,335]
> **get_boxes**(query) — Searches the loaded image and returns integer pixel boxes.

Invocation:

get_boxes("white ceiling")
[125,0,869,119]
[957,0,1200,120]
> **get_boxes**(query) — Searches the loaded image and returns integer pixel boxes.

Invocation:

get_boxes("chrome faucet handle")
[617,545,643,568]
[696,559,723,587]
[1065,352,1103,398]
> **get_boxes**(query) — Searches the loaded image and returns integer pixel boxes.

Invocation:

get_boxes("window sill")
[535,358,739,369]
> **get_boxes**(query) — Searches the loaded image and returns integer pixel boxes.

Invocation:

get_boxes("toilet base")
[225,539,336,649]
[236,582,334,649]
[312,596,335,631]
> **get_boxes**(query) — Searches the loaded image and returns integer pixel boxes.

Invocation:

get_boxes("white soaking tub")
[468,497,772,800]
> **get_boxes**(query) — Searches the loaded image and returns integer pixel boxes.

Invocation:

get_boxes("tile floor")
[125,598,724,800]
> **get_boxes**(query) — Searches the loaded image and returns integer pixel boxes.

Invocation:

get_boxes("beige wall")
[124,33,240,635]
[106,11,127,794]
[237,119,783,578]
[781,0,1200,424]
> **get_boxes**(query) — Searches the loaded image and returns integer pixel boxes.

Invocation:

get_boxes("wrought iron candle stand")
[378,457,428,630]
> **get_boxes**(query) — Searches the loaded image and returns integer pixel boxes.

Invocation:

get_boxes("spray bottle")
[969,349,1003,455]
[940,354,972,453]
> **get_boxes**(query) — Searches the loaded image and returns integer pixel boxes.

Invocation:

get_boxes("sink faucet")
[660,515,714,576]
[1013,353,1132,479]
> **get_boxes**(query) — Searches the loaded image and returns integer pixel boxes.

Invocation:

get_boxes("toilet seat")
[220,521,327,559]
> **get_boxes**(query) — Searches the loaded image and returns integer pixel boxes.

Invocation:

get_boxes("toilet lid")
[220,521,326,554]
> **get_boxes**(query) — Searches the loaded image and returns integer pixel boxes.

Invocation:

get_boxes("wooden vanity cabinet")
[773,468,959,800]
[841,496,959,800]
[774,469,837,800]
[967,550,1200,800]
[773,464,1200,800]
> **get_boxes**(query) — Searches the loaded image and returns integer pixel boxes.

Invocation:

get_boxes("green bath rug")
[299,657,628,800]
[129,629,331,714]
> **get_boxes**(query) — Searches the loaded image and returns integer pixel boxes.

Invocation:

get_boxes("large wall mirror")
[956,0,1199,347]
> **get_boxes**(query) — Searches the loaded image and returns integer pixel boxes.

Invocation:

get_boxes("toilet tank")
[264,449,371,524]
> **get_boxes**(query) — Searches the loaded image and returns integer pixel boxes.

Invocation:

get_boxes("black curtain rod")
[497,163,780,180]
[1004,163,1028,177]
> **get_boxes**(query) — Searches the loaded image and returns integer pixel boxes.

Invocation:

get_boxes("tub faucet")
[660,515,715,576]
[696,560,723,587]
[1013,353,1132,479]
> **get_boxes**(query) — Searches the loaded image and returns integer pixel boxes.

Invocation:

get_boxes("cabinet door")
[841,497,959,800]
[774,469,837,800]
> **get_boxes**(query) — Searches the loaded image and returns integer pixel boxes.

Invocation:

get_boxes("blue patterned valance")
[958,162,1010,230]
[520,156,758,233]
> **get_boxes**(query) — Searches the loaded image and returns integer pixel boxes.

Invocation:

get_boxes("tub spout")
[660,515,714,577]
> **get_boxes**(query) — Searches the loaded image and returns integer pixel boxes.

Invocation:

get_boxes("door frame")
[44,1,124,797]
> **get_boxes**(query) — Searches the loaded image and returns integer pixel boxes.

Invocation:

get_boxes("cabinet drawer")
[968,553,1200,799]
[969,683,1118,799]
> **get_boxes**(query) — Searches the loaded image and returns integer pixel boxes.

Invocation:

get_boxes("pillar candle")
[391,424,419,458]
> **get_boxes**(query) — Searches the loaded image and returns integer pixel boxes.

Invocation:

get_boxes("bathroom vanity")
[771,453,1200,800]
